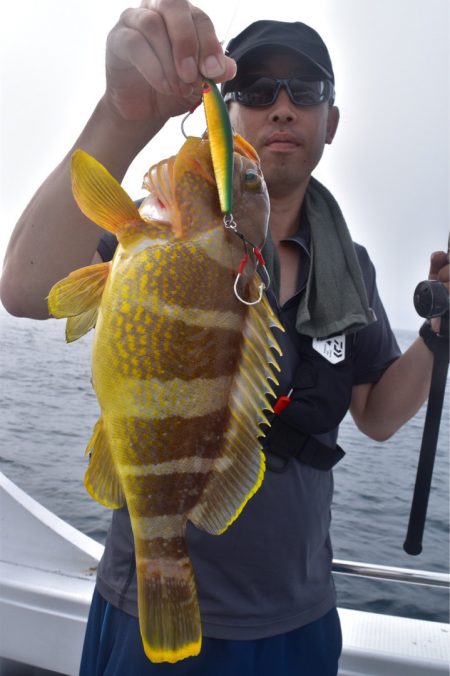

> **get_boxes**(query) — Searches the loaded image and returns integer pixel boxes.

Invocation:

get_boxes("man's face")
[228,50,339,197]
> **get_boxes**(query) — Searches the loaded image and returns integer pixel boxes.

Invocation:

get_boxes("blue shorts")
[79,589,342,676]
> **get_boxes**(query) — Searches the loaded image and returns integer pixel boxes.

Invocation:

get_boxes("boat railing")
[332,559,449,589]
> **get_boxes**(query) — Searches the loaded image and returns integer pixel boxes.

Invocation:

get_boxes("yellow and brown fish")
[48,134,282,663]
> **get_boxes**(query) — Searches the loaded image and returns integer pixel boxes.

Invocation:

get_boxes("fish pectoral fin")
[71,149,144,236]
[134,544,202,663]
[189,441,265,537]
[48,262,110,341]
[66,307,99,343]
[189,282,283,535]
[84,418,125,508]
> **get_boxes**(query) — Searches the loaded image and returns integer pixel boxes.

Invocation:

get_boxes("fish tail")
[134,535,201,663]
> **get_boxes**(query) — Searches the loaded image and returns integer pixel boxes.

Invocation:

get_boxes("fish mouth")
[140,154,177,224]
[139,193,171,224]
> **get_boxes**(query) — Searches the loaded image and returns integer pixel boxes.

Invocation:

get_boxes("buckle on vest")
[263,407,345,473]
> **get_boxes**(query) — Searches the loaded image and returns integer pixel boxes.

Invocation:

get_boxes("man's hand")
[0,0,237,320]
[104,0,237,125]
[429,250,449,333]
[429,251,449,291]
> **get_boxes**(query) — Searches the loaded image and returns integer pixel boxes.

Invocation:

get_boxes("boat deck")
[1,472,449,675]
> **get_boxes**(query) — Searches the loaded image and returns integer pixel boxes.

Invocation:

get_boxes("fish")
[48,134,282,663]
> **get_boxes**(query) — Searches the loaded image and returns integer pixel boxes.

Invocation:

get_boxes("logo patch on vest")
[312,336,346,364]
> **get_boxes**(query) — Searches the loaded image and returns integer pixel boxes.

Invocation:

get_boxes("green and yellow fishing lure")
[201,78,271,303]
[202,78,234,215]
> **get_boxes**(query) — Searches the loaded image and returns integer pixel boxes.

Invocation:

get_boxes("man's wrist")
[72,97,164,185]
[96,95,164,153]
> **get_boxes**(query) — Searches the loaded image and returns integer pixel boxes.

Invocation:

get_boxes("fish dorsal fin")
[189,283,283,534]
[145,138,218,239]
[84,417,125,508]
[173,137,222,237]
[143,155,176,215]
[71,150,144,237]
[47,262,110,342]
[174,137,215,181]
[233,133,260,163]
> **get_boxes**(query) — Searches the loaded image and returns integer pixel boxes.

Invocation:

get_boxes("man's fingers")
[191,8,227,79]
[157,2,226,82]
[104,0,237,121]
[429,251,449,281]
[193,9,237,82]
[139,0,234,83]
[108,8,194,97]
[156,1,202,82]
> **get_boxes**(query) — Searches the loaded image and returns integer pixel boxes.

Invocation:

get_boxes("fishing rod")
[403,265,449,556]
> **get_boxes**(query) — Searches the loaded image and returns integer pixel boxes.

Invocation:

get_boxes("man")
[1,2,448,675]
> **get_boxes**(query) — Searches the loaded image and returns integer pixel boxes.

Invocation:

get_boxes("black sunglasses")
[223,77,334,107]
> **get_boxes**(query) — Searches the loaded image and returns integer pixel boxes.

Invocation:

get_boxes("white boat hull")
[1,472,448,675]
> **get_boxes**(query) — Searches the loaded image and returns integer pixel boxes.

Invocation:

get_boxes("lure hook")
[181,111,191,139]
[234,276,266,306]
[181,98,203,139]
[233,252,267,305]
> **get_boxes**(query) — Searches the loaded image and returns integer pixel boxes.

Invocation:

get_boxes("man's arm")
[0,0,235,320]
[0,102,162,319]
[351,251,449,440]
[350,338,434,441]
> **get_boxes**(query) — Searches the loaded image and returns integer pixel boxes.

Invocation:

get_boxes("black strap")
[263,413,345,473]
[419,320,450,361]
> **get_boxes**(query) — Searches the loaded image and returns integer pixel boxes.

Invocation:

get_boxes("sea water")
[1,307,448,623]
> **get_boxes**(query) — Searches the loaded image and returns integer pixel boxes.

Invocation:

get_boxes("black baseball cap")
[222,20,334,95]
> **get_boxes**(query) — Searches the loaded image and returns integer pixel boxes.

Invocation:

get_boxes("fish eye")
[244,170,262,191]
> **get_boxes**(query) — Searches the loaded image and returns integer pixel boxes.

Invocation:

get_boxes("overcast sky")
[1,0,448,330]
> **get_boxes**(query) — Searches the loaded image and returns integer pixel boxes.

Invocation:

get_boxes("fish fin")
[172,137,220,237]
[143,155,185,238]
[66,307,99,343]
[134,539,202,662]
[233,133,260,163]
[84,418,125,508]
[71,149,144,235]
[183,156,217,188]
[189,282,283,535]
[143,155,176,212]
[48,262,110,341]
